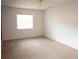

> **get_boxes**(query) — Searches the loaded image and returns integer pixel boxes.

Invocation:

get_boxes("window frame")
[16,14,34,29]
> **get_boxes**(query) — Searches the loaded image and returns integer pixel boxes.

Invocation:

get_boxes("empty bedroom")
[1,0,78,59]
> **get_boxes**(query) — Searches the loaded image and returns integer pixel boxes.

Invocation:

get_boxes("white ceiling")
[1,0,76,10]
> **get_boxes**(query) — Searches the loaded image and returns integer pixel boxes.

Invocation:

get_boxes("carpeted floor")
[2,37,78,59]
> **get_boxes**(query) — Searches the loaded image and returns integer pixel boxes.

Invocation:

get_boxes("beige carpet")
[2,37,78,59]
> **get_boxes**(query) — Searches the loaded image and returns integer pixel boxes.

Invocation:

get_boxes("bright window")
[17,14,33,29]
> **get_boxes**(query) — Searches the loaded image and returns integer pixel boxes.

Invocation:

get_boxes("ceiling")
[1,0,76,10]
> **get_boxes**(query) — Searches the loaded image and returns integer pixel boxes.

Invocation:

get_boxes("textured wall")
[2,6,44,40]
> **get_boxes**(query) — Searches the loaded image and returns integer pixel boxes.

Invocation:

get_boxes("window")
[17,14,33,29]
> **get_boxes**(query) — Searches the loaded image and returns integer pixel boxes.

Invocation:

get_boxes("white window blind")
[17,14,33,29]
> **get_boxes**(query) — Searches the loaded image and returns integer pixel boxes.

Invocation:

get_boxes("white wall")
[2,6,44,40]
[44,0,78,49]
